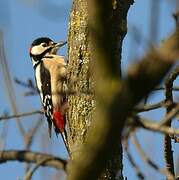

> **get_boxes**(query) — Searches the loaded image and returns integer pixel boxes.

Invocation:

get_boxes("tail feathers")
[54,127,70,157]
[52,110,70,156]
[61,130,71,157]
[47,117,52,138]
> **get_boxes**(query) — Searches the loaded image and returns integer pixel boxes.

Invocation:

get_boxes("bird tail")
[61,130,71,157]
[53,110,70,156]
[45,115,52,138]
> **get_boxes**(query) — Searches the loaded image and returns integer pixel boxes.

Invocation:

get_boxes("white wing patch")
[35,65,43,101]
[43,95,53,116]
[35,65,53,120]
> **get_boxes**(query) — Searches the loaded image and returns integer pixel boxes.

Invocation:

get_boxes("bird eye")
[50,41,55,45]
[42,43,47,47]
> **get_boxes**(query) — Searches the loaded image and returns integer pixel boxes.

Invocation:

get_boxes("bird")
[29,37,69,151]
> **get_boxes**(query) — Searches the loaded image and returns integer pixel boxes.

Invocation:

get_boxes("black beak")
[54,41,67,48]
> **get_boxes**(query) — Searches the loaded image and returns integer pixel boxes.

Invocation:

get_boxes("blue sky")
[0,0,177,179]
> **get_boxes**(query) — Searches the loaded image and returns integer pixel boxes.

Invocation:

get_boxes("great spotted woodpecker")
[29,37,68,151]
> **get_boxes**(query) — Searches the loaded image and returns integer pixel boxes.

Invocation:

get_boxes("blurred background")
[0,0,177,179]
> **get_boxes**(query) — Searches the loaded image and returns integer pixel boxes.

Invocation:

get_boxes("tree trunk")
[66,0,94,158]
[67,0,132,179]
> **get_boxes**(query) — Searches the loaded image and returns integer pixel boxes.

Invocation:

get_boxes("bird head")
[29,37,67,67]
[29,37,67,57]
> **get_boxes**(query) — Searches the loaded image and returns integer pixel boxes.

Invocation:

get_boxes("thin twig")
[0,110,43,121]
[129,116,179,136]
[24,118,43,173]
[24,157,56,180]
[131,134,174,179]
[14,78,36,90]
[0,32,26,136]
[123,136,145,180]
[25,118,43,150]
[134,100,165,112]
[155,86,179,91]
[159,104,179,126]
[15,78,93,97]
[0,112,9,149]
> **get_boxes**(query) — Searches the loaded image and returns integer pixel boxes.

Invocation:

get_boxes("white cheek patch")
[31,45,46,55]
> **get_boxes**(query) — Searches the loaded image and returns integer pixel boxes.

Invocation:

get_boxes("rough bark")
[67,0,132,179]
[66,0,93,157]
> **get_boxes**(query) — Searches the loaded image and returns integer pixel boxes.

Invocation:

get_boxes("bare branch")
[0,110,43,121]
[15,78,93,97]
[159,104,179,126]
[24,118,43,173]
[0,150,67,170]
[155,86,179,91]
[163,66,179,176]
[131,134,174,179]
[130,116,179,136]
[0,112,9,149]
[25,119,43,150]
[24,157,56,180]
[123,137,145,180]
[14,78,37,91]
[0,32,26,137]
[134,100,165,113]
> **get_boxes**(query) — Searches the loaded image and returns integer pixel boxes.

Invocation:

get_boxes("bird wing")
[38,62,53,137]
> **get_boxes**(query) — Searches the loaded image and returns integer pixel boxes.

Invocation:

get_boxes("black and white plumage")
[29,37,68,144]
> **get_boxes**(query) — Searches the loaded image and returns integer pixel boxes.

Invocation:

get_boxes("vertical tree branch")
[68,26,179,180]
[67,0,94,158]
[0,32,26,137]
[67,0,132,179]
[164,67,179,178]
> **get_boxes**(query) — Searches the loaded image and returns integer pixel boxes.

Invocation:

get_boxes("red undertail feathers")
[53,110,65,132]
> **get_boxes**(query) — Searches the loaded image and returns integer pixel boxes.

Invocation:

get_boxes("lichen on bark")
[67,0,95,158]
[66,0,132,179]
